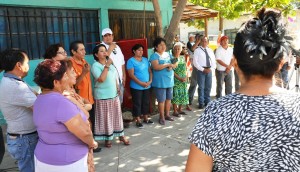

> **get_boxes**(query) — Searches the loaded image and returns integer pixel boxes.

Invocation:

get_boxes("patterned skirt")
[171,79,189,105]
[94,96,124,141]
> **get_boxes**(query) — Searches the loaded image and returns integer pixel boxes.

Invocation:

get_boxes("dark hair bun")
[241,8,289,60]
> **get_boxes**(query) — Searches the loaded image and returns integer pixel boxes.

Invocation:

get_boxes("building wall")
[0,0,173,86]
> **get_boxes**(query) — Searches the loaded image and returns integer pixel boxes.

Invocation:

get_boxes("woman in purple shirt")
[33,59,98,171]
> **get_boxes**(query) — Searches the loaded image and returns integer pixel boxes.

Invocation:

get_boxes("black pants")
[130,88,150,117]
[89,104,95,134]
[0,126,5,164]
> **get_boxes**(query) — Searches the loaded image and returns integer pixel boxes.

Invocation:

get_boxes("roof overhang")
[173,0,219,21]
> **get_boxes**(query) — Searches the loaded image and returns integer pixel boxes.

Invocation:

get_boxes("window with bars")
[0,7,100,59]
[108,10,157,48]
[224,28,238,44]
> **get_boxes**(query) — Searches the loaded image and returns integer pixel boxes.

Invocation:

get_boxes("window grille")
[224,28,238,44]
[0,7,100,59]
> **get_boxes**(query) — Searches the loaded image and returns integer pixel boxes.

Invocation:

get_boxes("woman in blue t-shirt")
[149,37,177,125]
[127,44,154,128]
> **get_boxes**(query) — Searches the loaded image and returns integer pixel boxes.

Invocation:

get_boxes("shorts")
[154,87,173,103]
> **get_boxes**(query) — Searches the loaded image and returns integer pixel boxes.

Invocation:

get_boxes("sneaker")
[136,122,144,129]
[143,120,154,124]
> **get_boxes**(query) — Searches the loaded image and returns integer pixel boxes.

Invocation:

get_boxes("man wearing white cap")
[101,28,126,103]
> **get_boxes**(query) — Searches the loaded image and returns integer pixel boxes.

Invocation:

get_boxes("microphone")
[106,56,113,65]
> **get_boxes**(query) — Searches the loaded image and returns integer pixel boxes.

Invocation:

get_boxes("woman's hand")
[180,77,187,82]
[90,140,98,149]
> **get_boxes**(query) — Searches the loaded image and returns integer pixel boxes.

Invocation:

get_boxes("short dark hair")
[153,37,166,52]
[92,44,107,61]
[233,8,290,79]
[0,49,27,72]
[34,59,67,89]
[69,40,84,56]
[132,44,144,54]
[44,43,64,59]
[65,59,73,70]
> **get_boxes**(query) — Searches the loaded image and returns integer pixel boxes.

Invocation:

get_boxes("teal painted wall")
[0,0,173,123]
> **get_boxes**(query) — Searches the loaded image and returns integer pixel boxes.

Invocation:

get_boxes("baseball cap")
[102,28,113,36]
[189,34,195,38]
[220,35,228,42]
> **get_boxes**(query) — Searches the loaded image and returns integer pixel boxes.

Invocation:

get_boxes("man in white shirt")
[101,28,126,103]
[215,36,233,98]
[193,36,216,109]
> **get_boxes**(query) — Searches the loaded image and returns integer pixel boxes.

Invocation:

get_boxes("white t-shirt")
[215,46,233,71]
[101,42,125,82]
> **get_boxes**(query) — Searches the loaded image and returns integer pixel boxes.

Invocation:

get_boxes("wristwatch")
[104,64,110,68]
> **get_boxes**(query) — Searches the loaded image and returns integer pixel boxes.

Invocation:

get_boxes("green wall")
[0,0,173,123]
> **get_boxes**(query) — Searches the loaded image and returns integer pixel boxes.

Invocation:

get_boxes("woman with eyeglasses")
[44,43,68,61]
[91,44,130,148]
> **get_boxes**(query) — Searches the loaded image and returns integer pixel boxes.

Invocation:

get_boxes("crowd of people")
[0,7,300,172]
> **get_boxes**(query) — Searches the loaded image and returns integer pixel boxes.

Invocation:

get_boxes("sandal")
[178,111,187,115]
[119,136,130,146]
[172,112,181,117]
[158,118,165,125]
[186,106,192,111]
[105,141,112,148]
[165,116,174,121]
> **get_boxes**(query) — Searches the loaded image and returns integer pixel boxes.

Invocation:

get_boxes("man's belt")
[8,131,37,137]
[202,66,211,69]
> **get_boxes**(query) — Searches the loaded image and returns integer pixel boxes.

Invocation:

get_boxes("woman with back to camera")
[44,43,68,61]
[186,8,300,171]
[33,59,97,172]
[91,44,129,148]
[126,44,153,129]
[149,37,177,125]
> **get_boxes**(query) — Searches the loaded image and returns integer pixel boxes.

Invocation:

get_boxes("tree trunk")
[164,0,187,50]
[219,14,223,33]
[152,0,163,37]
[204,17,208,36]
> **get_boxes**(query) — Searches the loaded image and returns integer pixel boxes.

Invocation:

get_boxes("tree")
[189,0,299,31]
[152,0,187,49]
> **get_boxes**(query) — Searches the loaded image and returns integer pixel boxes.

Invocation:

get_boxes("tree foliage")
[188,0,299,29]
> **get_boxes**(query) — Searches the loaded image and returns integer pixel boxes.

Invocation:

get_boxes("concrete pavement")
[0,103,204,172]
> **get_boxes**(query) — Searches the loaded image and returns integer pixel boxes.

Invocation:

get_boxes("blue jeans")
[197,70,212,106]
[280,63,289,88]
[7,133,38,172]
